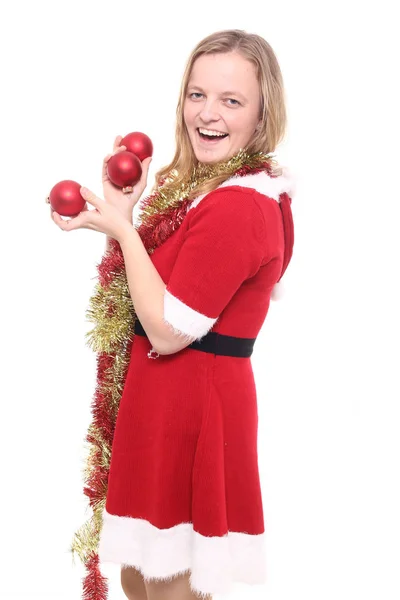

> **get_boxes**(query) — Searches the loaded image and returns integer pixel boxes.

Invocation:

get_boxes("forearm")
[118,226,171,354]
[106,212,133,252]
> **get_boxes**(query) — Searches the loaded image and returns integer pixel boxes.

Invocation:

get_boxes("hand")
[103,135,152,222]
[50,187,133,243]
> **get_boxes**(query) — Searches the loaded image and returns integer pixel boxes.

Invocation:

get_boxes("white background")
[1,1,399,599]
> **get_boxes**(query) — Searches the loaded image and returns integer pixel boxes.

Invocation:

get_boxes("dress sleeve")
[162,187,266,342]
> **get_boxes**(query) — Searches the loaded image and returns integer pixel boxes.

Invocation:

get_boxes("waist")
[134,318,256,358]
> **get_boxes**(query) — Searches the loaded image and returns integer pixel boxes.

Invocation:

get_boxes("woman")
[51,29,295,600]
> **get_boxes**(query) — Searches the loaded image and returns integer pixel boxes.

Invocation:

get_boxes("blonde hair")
[153,29,287,200]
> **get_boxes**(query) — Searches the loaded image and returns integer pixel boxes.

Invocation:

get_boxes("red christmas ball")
[120,132,153,162]
[49,180,85,216]
[107,151,142,189]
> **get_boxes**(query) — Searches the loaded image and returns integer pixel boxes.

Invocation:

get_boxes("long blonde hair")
[153,29,288,200]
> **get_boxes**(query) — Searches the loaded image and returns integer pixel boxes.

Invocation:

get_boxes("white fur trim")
[219,169,295,202]
[271,280,285,301]
[99,508,266,597]
[187,168,296,213]
[163,288,217,342]
[187,192,208,211]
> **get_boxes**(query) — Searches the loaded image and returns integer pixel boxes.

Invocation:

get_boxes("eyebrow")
[187,84,247,103]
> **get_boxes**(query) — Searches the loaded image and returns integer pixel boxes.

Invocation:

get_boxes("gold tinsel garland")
[69,148,276,588]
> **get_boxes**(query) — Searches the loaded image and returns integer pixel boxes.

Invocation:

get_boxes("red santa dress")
[98,169,295,597]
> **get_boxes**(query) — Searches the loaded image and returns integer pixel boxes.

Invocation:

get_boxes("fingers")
[113,135,123,151]
[52,205,99,232]
[52,210,88,232]
[50,198,88,216]
[142,156,153,172]
[137,156,153,193]
[122,156,152,199]
[81,187,102,208]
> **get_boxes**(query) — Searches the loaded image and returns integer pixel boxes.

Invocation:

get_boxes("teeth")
[198,128,227,137]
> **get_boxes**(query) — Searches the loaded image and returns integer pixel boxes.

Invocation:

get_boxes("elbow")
[149,333,177,356]
[156,345,175,356]
[149,315,200,356]
[151,338,181,356]
[150,333,197,356]
[149,336,167,356]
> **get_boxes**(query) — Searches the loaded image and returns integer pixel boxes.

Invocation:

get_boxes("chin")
[189,130,235,164]
[193,147,231,164]
[200,153,233,165]
[196,155,222,164]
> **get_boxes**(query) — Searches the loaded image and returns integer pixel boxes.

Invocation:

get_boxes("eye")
[226,98,240,106]
[189,92,203,100]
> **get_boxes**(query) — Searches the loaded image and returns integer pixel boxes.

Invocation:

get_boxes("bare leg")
[144,571,213,600]
[121,565,148,600]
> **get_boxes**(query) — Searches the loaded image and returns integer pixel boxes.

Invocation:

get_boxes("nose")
[198,98,220,123]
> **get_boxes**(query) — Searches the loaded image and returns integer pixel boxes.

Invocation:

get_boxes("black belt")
[134,318,256,357]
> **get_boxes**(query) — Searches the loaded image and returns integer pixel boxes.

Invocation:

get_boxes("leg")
[144,571,213,600]
[121,565,148,600]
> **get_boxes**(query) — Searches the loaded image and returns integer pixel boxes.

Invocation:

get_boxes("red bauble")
[49,180,85,216]
[120,132,153,162]
[107,151,142,189]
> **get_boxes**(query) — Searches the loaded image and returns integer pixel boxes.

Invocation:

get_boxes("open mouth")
[196,128,229,143]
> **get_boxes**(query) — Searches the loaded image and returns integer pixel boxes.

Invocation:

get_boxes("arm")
[118,188,268,357]
[118,226,190,355]
[105,211,132,252]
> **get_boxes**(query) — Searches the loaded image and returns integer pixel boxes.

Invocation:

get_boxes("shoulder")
[219,168,296,230]
[188,167,295,226]
[186,185,266,244]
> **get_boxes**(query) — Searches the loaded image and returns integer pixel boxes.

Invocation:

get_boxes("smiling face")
[183,52,261,164]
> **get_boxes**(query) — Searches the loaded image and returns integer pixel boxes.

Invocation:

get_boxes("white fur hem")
[99,508,266,597]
